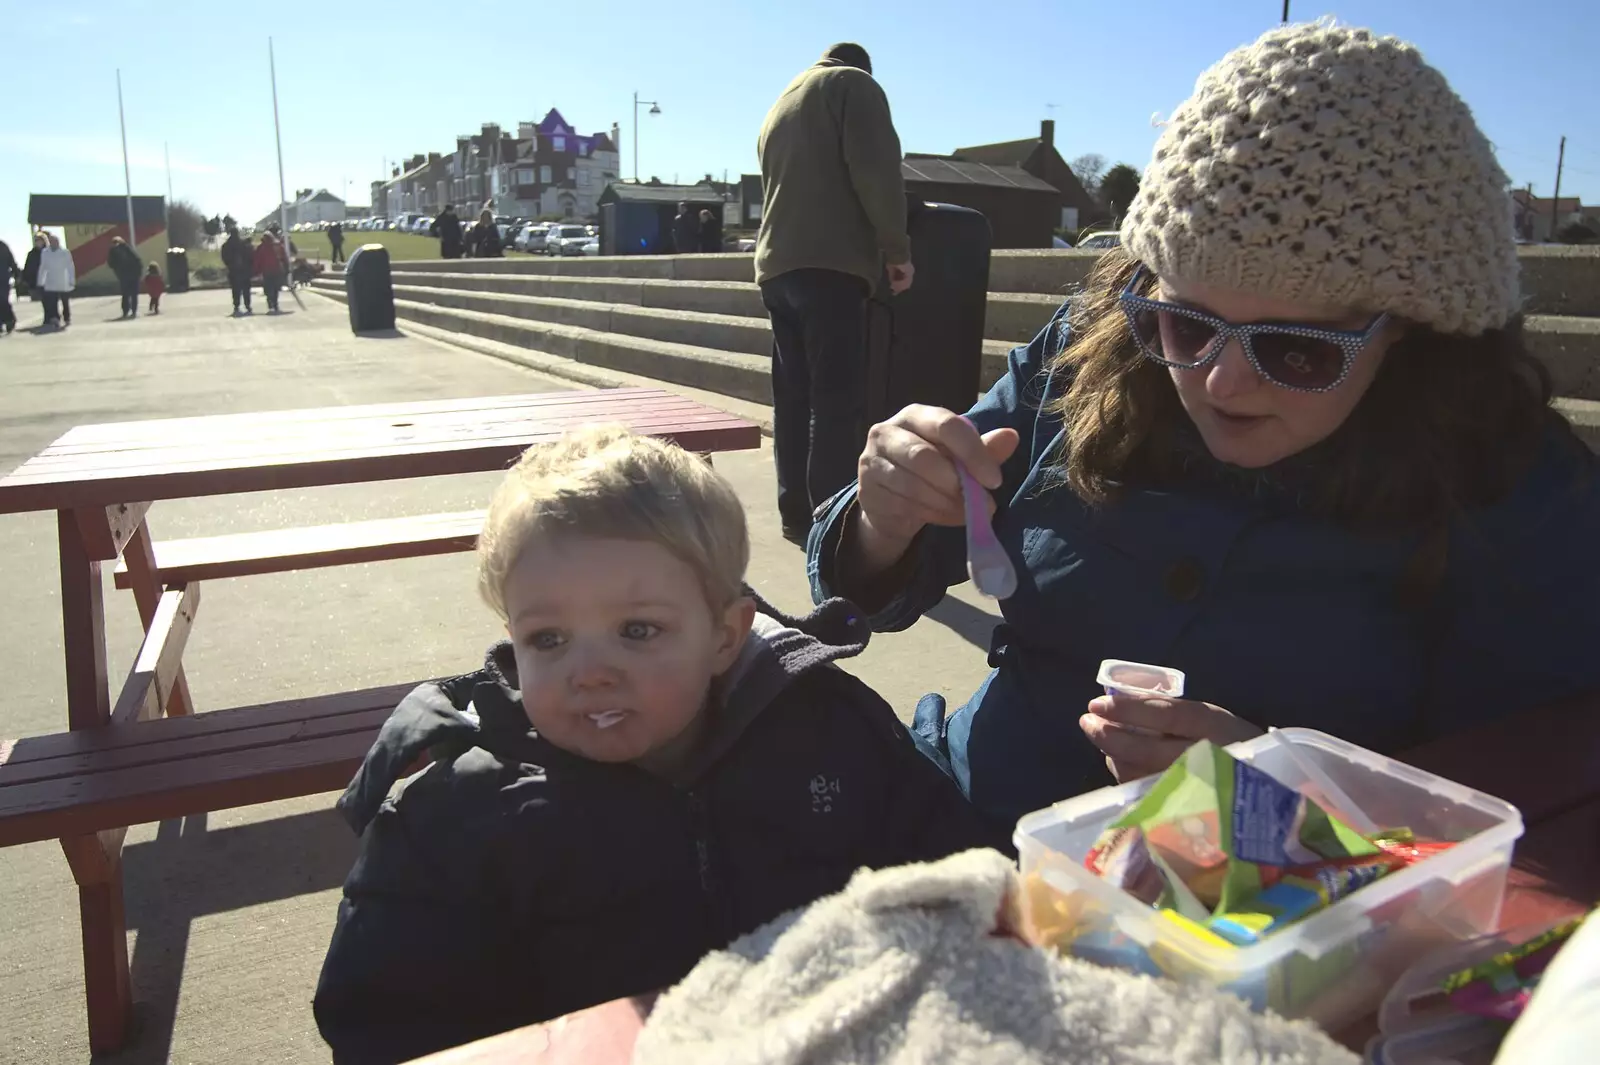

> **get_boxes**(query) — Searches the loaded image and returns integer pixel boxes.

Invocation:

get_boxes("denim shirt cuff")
[808,485,941,633]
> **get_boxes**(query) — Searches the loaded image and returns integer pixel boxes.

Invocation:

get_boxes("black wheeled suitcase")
[864,199,992,428]
[345,244,396,333]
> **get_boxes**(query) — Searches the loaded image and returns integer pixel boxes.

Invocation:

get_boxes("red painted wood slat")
[0,682,416,767]
[1,705,394,789]
[110,511,485,589]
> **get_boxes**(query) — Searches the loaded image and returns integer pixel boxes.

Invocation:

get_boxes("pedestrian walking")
[0,237,17,334]
[142,263,164,315]
[671,201,700,254]
[37,232,76,328]
[756,41,913,542]
[328,220,346,265]
[107,235,142,318]
[21,233,46,328]
[465,209,503,258]
[430,205,463,259]
[221,223,254,314]
[254,231,286,313]
[698,209,723,254]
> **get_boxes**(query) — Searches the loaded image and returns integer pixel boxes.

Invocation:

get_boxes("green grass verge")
[290,230,442,263]
[178,230,442,284]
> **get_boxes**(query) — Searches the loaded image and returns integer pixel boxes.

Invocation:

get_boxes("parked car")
[1075,230,1121,249]
[580,237,600,256]
[519,222,553,253]
[546,224,591,256]
[504,220,533,248]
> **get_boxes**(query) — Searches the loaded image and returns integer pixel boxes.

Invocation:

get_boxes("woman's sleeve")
[807,303,1070,631]
[1425,439,1600,727]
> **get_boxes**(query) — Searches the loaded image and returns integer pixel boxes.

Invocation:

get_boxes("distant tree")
[1070,153,1107,197]
[167,199,205,249]
[1556,222,1598,244]
[1099,164,1143,222]
[203,215,223,238]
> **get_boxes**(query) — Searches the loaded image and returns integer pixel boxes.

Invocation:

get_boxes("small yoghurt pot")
[1096,659,1186,700]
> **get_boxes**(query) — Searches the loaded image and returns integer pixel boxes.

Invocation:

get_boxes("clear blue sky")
[4,0,1597,255]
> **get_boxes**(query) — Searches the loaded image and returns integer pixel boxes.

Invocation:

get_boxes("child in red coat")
[253,234,286,313]
[141,264,165,314]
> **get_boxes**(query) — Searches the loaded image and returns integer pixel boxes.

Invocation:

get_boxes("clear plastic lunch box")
[1015,728,1524,1033]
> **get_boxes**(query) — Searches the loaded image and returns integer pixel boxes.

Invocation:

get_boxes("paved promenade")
[0,288,999,1064]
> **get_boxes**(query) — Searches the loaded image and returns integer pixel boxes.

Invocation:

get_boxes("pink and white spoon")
[956,416,1017,600]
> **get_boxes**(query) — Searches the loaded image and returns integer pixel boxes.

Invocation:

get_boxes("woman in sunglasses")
[806,21,1600,827]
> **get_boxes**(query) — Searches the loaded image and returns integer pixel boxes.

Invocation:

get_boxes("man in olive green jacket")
[756,42,913,543]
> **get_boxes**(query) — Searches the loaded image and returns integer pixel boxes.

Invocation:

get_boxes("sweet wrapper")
[1087,740,1381,913]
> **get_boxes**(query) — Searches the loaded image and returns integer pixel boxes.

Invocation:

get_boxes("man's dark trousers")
[229,273,253,312]
[119,278,138,316]
[760,267,870,533]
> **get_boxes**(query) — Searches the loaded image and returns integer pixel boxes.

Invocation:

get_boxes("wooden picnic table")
[0,387,760,1054]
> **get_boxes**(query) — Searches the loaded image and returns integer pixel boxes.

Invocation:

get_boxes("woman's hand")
[852,405,1019,573]
[1079,694,1264,783]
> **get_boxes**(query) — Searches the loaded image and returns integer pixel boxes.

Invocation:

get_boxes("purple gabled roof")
[534,108,615,158]
[536,108,572,137]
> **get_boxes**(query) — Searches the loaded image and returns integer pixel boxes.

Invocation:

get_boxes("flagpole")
[116,70,138,247]
[164,141,174,233]
[269,38,290,256]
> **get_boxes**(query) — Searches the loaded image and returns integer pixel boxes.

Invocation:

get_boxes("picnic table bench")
[0,388,759,1053]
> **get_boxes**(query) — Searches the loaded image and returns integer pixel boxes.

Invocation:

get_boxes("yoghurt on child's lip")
[1097,660,1186,699]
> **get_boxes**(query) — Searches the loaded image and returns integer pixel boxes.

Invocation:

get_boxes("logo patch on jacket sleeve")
[809,773,843,813]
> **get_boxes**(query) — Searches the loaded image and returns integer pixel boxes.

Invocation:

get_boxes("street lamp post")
[632,91,661,183]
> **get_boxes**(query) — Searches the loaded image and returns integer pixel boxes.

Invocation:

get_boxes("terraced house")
[493,109,621,221]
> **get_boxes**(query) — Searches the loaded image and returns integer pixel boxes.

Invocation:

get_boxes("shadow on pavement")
[925,594,1000,651]
[354,329,406,340]
[102,807,356,1064]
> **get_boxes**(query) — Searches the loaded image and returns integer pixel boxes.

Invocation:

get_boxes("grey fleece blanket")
[634,850,1358,1065]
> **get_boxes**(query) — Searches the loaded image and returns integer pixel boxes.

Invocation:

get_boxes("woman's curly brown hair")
[1049,249,1572,531]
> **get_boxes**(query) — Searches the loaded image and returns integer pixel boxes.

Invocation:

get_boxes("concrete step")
[386,271,768,319]
[384,283,774,358]
[380,246,1600,317]
[312,284,1598,451]
[387,252,755,283]
[321,278,1019,388]
[1555,397,1600,452]
[1526,315,1600,402]
[311,279,1600,402]
[393,316,778,436]
[314,283,774,404]
[379,270,1066,343]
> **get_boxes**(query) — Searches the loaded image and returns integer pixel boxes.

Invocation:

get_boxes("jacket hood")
[336,590,872,833]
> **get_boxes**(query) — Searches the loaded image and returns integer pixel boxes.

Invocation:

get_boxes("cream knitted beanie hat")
[1121,21,1519,336]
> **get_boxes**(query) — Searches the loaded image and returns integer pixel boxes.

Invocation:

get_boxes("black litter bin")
[864,199,991,429]
[345,244,395,333]
[165,248,190,293]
